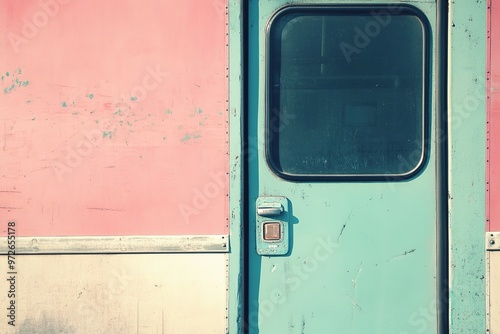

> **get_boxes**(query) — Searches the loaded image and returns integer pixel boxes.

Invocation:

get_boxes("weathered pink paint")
[489,0,500,231]
[0,0,228,236]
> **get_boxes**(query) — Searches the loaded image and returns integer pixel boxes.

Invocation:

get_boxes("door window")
[266,6,429,180]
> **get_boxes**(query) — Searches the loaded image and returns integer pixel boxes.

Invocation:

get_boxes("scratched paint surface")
[0,0,228,236]
[489,0,500,232]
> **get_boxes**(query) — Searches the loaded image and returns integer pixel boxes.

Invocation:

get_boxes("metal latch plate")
[256,196,289,255]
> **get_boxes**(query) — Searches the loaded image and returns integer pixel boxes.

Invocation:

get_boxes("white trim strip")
[0,235,229,254]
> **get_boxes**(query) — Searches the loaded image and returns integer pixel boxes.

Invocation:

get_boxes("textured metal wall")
[0,0,229,237]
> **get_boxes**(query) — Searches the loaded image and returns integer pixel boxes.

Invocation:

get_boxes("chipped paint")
[180,132,201,142]
[2,68,29,94]
[102,131,113,139]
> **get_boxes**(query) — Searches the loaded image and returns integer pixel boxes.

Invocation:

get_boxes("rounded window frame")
[264,4,432,182]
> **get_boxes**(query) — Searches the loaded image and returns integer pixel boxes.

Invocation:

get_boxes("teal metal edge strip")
[449,0,487,332]
[228,0,245,333]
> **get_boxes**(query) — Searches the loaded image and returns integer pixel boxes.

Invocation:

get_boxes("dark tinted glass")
[267,8,428,179]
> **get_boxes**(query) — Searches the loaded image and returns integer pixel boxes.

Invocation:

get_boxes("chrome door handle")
[257,203,283,216]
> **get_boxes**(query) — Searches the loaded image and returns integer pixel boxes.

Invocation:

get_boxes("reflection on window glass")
[267,8,428,178]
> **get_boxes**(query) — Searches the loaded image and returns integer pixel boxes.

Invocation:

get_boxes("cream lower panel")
[489,251,500,333]
[1,253,227,334]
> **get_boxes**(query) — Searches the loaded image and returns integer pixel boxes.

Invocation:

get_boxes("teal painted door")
[247,1,444,333]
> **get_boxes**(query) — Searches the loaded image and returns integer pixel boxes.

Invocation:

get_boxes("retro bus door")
[246,1,446,333]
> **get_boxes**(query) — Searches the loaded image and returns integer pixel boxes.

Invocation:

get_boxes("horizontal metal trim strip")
[487,232,500,251]
[0,235,229,254]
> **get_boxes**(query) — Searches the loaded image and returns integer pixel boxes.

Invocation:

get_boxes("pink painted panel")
[489,0,500,231]
[0,0,228,236]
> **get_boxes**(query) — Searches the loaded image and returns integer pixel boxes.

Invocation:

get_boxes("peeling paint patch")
[102,131,114,139]
[2,68,29,94]
[180,132,201,142]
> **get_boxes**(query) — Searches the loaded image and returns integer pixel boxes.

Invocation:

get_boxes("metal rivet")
[490,239,495,245]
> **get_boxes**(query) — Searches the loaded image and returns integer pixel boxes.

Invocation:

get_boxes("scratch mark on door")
[347,294,362,311]
[351,263,363,288]
[337,209,353,242]
[389,249,416,261]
